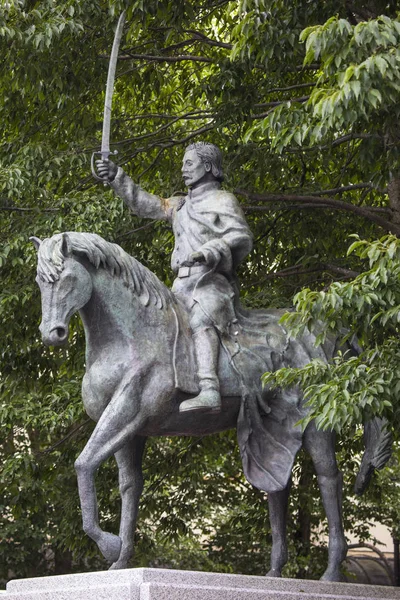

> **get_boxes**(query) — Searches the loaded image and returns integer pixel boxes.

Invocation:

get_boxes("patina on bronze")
[32,225,391,579]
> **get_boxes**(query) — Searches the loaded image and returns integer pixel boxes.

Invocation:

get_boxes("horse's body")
[34,232,350,579]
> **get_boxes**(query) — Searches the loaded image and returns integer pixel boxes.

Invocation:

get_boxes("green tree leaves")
[263,236,400,432]
[2,0,400,585]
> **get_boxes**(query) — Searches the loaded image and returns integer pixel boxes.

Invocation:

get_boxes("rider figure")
[95,142,253,414]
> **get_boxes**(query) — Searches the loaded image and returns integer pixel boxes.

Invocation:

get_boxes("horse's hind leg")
[304,422,347,581]
[110,436,147,570]
[266,481,291,577]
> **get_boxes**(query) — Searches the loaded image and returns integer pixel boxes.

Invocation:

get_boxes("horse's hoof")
[109,560,127,570]
[320,570,345,582]
[109,549,131,570]
[97,533,122,563]
[265,569,282,578]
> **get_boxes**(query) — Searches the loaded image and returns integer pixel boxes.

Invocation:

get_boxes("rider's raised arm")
[110,166,175,221]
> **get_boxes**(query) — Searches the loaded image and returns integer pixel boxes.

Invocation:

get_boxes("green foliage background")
[2,0,400,586]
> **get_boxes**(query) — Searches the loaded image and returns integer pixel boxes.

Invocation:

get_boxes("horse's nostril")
[57,327,66,338]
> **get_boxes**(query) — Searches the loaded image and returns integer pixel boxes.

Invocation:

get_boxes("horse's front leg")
[304,423,347,582]
[74,373,148,564]
[109,436,147,570]
[75,447,123,563]
[266,481,291,577]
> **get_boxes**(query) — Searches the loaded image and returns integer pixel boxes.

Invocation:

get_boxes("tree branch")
[254,82,316,98]
[159,38,198,53]
[330,133,381,148]
[183,29,232,49]
[283,133,382,154]
[199,0,232,22]
[307,183,382,196]
[251,96,310,118]
[122,110,212,121]
[104,52,214,64]
[116,221,157,241]
[247,263,359,287]
[112,111,213,145]
[244,203,334,212]
[236,189,400,235]
[134,123,216,153]
[0,206,59,213]
[290,63,321,72]
[325,263,359,278]
[35,419,91,457]
[243,204,390,214]
[137,148,165,181]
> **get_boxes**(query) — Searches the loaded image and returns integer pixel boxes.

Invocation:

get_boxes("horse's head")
[31,233,93,346]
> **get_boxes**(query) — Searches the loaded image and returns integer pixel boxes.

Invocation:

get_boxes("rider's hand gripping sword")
[91,11,126,184]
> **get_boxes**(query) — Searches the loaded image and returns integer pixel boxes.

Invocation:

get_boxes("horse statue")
[31,231,391,580]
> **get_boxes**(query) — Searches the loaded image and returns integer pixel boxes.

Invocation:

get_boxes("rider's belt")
[178,264,209,278]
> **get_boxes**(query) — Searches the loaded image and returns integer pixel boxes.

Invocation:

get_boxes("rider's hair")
[185,142,224,182]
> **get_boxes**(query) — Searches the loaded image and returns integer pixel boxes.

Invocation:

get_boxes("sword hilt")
[91,150,118,186]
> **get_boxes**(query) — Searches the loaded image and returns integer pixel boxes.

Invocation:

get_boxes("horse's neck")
[79,269,149,358]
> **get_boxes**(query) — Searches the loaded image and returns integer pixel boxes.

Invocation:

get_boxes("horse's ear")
[29,236,42,251]
[61,233,72,257]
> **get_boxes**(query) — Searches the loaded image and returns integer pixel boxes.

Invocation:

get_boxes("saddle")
[171,298,291,395]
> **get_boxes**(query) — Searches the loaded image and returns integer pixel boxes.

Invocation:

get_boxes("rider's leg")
[179,304,221,413]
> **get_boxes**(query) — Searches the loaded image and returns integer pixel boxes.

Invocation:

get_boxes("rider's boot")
[179,327,221,414]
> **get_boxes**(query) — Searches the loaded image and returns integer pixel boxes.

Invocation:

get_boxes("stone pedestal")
[4,568,400,600]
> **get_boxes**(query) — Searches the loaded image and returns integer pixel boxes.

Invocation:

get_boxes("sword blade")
[101,11,126,159]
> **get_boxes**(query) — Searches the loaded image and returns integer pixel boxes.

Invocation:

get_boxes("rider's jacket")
[111,171,253,332]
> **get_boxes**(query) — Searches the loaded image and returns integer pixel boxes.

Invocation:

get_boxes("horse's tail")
[354,417,392,495]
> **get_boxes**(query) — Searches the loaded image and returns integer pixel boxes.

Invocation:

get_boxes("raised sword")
[91,11,126,184]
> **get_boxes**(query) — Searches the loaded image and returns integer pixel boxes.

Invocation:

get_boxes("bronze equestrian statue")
[31,143,391,579]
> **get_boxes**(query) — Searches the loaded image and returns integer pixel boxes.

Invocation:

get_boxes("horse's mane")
[36,232,175,309]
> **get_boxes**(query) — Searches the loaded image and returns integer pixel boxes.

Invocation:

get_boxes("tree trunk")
[388,177,400,228]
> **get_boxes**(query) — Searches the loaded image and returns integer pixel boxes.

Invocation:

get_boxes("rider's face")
[182,149,211,188]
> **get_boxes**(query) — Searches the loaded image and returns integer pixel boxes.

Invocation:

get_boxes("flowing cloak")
[224,311,342,492]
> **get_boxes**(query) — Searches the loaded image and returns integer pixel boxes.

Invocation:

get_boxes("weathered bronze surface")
[31,144,390,579]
